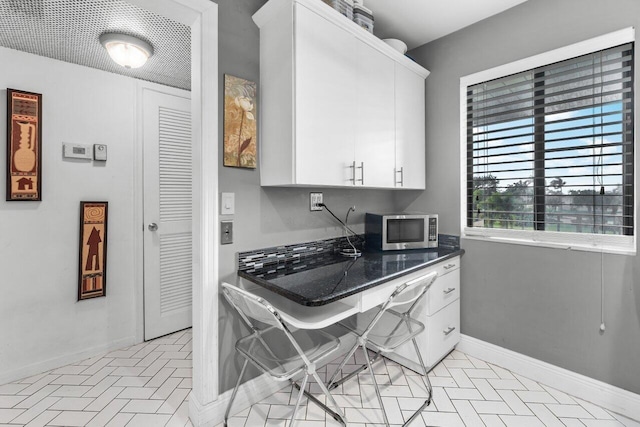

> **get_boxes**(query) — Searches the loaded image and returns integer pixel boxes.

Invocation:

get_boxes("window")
[460,29,635,253]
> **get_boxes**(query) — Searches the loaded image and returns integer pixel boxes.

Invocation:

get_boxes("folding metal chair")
[326,271,438,426]
[221,282,347,426]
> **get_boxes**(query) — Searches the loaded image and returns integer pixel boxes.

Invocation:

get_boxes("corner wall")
[0,47,138,383]
[406,0,640,394]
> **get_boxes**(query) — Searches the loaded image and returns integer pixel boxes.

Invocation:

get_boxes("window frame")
[459,27,637,255]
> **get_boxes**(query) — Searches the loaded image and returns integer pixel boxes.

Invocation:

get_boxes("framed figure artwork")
[78,201,108,300]
[6,89,42,201]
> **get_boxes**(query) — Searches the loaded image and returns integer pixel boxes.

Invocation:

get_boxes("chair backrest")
[221,282,315,367]
[386,271,438,310]
[221,282,285,331]
[360,271,438,339]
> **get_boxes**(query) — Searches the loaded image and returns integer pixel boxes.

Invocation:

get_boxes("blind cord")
[600,249,605,332]
[598,51,605,333]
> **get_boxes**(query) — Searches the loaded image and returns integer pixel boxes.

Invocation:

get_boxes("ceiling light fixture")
[99,33,154,69]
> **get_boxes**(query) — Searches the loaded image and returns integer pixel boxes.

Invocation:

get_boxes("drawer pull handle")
[443,263,456,270]
[443,326,456,336]
[443,287,456,295]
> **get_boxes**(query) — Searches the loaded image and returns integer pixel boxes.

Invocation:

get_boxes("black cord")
[318,203,363,241]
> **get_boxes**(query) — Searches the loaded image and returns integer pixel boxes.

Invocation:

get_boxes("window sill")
[462,228,636,256]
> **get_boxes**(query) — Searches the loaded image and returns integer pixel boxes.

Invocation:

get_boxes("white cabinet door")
[395,64,426,189]
[355,42,395,188]
[295,4,357,186]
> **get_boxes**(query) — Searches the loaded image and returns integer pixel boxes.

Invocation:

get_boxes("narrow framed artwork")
[224,74,257,169]
[6,89,42,201]
[78,201,108,300]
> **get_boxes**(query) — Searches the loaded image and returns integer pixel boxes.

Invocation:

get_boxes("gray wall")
[214,0,401,392]
[408,0,640,394]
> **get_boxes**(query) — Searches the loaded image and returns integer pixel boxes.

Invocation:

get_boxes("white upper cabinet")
[395,63,426,189]
[295,4,357,186]
[355,41,396,188]
[254,0,429,189]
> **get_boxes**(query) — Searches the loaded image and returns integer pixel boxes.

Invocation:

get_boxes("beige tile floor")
[1,329,638,427]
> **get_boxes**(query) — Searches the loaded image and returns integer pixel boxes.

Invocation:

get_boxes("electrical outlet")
[310,192,323,211]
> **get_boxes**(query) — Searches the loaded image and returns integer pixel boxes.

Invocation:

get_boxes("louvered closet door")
[143,89,192,340]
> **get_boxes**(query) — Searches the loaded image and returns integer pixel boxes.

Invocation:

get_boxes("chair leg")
[310,370,347,426]
[401,337,433,427]
[327,342,359,389]
[224,358,249,426]
[411,336,433,401]
[290,373,309,427]
[363,345,390,427]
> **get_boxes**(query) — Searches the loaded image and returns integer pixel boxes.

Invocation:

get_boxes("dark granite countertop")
[238,247,464,307]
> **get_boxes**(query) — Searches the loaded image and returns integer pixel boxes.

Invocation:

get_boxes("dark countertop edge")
[238,248,465,307]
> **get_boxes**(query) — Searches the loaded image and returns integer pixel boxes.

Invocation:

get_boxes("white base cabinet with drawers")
[386,256,461,372]
[253,0,429,189]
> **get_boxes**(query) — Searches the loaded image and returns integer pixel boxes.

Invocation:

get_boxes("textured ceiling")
[0,0,191,90]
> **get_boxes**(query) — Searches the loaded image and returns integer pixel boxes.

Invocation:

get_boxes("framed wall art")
[78,201,108,300]
[6,89,42,201]
[223,74,257,169]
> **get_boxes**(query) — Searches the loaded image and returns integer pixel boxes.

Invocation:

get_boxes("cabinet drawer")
[391,299,460,371]
[426,268,460,315]
[434,256,459,277]
[423,299,460,368]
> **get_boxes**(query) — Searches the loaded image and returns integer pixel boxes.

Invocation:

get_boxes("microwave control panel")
[428,216,438,246]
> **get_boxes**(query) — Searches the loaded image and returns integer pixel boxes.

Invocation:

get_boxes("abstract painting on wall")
[78,201,108,300]
[6,89,42,201]
[223,74,257,169]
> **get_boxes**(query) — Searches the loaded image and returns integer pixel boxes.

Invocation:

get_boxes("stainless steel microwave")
[365,213,438,251]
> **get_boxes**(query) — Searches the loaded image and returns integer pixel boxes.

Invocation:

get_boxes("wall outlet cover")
[310,192,323,211]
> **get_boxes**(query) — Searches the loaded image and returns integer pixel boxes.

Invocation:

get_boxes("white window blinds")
[466,42,634,237]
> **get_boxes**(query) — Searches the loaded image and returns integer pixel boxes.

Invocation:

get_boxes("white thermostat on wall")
[63,143,92,160]
[94,144,107,161]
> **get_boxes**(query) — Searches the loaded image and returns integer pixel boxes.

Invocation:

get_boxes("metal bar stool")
[221,282,347,427]
[326,271,438,427]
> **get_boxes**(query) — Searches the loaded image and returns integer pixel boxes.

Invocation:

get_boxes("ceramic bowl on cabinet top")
[383,38,408,54]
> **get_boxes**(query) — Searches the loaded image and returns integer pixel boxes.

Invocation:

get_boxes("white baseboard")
[0,336,137,385]
[188,372,287,427]
[458,334,640,422]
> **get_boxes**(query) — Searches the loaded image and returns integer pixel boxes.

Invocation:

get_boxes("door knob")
[148,223,158,231]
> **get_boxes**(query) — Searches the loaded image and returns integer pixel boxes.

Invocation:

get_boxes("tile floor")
[0,329,638,427]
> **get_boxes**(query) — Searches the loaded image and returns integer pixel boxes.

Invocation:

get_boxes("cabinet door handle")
[395,167,404,187]
[357,161,364,185]
[443,287,456,295]
[443,326,456,336]
[443,263,456,270]
[349,161,356,185]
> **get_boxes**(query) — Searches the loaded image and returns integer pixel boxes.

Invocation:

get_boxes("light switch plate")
[63,143,92,160]
[221,220,233,244]
[94,144,107,161]
[221,192,235,215]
